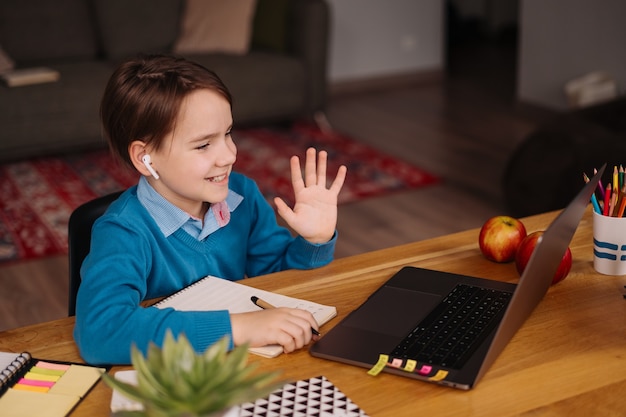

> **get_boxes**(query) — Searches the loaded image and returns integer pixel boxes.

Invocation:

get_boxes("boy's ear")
[129,140,152,177]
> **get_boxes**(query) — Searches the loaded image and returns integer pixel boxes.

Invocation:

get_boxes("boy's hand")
[231,308,320,353]
[274,148,347,244]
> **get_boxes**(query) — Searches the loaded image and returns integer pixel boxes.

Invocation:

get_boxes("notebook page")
[0,352,20,372]
[154,276,337,357]
[0,352,31,390]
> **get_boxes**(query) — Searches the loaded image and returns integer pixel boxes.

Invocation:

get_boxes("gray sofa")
[503,97,626,217]
[0,0,329,162]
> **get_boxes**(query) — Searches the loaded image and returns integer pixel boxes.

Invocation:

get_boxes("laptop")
[310,164,605,390]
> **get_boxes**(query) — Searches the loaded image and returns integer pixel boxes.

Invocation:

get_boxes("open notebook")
[154,276,337,358]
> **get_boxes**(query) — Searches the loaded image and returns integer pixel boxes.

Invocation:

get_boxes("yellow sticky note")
[47,364,105,397]
[0,388,78,417]
[403,359,417,372]
[12,384,50,393]
[30,366,65,377]
[22,372,59,382]
[427,369,449,381]
[367,354,389,376]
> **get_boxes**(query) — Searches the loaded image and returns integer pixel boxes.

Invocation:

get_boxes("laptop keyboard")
[390,284,512,369]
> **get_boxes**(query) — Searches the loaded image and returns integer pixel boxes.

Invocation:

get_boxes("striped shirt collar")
[136,176,243,240]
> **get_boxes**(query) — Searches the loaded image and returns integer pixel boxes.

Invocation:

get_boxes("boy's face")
[147,89,236,218]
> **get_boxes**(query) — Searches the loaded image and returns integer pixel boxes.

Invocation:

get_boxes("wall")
[326,0,444,83]
[517,0,626,110]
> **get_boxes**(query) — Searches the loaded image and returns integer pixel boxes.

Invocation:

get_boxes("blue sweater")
[73,172,336,365]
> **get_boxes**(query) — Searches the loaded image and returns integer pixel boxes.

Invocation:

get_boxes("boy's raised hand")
[274,148,347,244]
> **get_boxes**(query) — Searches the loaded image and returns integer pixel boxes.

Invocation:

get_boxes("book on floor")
[1,67,60,87]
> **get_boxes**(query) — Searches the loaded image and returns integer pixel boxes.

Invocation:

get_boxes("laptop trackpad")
[342,286,442,337]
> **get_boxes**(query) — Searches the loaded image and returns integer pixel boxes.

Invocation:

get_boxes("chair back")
[67,191,123,316]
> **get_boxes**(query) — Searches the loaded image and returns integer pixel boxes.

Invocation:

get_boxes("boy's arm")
[73,219,232,365]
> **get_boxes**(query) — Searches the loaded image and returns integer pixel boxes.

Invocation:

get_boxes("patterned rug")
[0,123,438,263]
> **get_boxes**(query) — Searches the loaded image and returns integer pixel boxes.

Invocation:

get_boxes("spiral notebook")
[0,351,105,417]
[154,276,337,358]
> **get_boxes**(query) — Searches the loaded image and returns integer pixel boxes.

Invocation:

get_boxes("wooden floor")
[0,38,556,332]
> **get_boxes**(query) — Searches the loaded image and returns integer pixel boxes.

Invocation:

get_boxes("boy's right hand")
[230,308,320,353]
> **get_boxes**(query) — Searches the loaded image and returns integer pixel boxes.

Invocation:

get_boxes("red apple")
[515,231,572,285]
[478,216,527,262]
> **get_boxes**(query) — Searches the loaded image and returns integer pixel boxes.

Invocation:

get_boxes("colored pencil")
[604,183,611,216]
[618,190,626,217]
[595,168,605,200]
[584,173,602,214]
[611,185,620,216]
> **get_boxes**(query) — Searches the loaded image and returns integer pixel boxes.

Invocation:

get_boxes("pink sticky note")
[35,361,70,371]
[18,378,56,388]
[418,364,432,375]
[389,358,403,368]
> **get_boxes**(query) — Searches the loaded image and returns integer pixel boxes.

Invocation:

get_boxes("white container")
[593,210,626,275]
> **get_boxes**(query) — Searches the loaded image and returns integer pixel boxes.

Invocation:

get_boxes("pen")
[250,296,321,336]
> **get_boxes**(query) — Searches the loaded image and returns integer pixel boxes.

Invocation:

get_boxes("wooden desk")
[2,208,625,416]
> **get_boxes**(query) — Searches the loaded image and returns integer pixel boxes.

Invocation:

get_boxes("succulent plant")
[103,331,282,417]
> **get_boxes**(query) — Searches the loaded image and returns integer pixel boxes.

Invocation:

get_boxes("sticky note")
[17,378,55,388]
[12,383,50,393]
[417,364,432,375]
[389,358,403,368]
[30,365,65,377]
[367,354,389,376]
[35,361,71,372]
[403,360,417,372]
[47,364,104,397]
[22,372,59,382]
[427,370,449,381]
[0,388,78,417]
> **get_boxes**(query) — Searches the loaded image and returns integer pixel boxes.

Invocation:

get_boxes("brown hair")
[100,54,232,167]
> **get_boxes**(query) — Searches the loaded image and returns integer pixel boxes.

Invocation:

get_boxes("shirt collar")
[137,176,243,238]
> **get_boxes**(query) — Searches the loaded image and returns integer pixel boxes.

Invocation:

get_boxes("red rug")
[0,123,438,263]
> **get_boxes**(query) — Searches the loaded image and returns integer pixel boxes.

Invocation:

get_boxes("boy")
[73,54,347,364]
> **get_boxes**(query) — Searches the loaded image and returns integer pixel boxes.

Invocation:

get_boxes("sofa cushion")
[0,0,98,63]
[93,0,183,60]
[503,103,626,218]
[251,0,291,53]
[0,46,14,72]
[173,0,258,55]
[188,52,306,123]
[0,60,114,160]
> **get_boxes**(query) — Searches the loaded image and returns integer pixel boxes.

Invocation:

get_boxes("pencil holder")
[592,211,626,275]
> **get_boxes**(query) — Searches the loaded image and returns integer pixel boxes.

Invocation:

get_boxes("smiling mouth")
[207,174,227,183]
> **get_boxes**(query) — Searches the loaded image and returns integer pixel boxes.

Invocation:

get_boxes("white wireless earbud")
[141,154,160,179]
